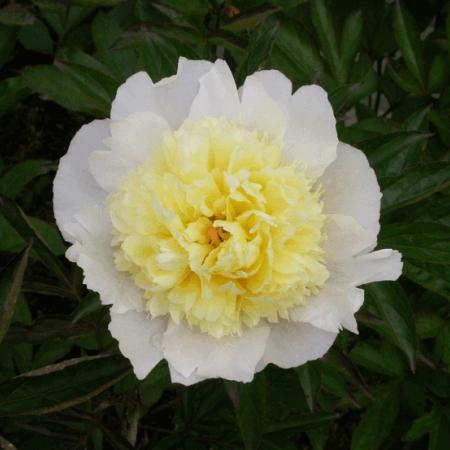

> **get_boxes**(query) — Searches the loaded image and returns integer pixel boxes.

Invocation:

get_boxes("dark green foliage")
[0,0,448,449]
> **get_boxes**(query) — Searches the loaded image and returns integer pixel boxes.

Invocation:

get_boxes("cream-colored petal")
[189,59,240,120]
[109,311,167,380]
[89,112,169,192]
[290,285,364,333]
[65,205,144,312]
[162,321,270,382]
[239,75,287,138]
[321,142,381,235]
[111,57,213,129]
[53,119,110,243]
[284,85,338,178]
[263,321,337,369]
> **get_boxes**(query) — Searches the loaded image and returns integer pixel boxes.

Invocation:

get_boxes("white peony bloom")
[53,58,402,385]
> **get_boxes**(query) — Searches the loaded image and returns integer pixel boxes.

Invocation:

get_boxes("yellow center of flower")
[108,117,329,337]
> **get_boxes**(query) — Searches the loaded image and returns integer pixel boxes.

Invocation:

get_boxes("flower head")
[54,58,402,384]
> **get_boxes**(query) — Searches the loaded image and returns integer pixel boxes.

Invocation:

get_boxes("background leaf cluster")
[0,0,449,449]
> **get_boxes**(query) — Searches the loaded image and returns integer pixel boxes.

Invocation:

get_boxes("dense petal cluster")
[53,58,403,384]
[109,117,328,337]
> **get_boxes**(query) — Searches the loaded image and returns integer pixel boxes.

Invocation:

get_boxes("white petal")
[88,151,135,193]
[331,249,403,286]
[111,57,213,129]
[263,321,337,369]
[251,70,292,116]
[89,112,169,192]
[284,85,338,178]
[168,364,207,386]
[324,214,377,261]
[321,142,381,235]
[290,285,364,333]
[189,59,240,120]
[155,58,214,129]
[109,311,167,380]
[239,75,287,138]
[110,72,155,122]
[109,112,169,162]
[66,205,144,312]
[53,120,110,243]
[162,321,270,382]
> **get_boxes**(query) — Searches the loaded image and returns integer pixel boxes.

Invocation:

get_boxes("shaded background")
[0,0,449,449]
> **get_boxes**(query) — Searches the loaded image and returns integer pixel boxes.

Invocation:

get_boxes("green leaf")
[59,47,116,78]
[18,19,53,54]
[311,0,343,84]
[339,117,395,144]
[393,0,426,88]
[404,261,450,300]
[229,373,266,450]
[33,0,66,13]
[131,32,178,82]
[0,215,65,255]
[157,0,209,16]
[307,426,328,450]
[0,159,52,199]
[403,106,431,131]
[222,5,279,32]
[379,222,450,264]
[4,318,95,345]
[272,16,326,84]
[12,294,32,326]
[0,25,16,70]
[330,69,377,114]
[0,76,29,117]
[366,282,416,371]
[91,11,122,51]
[72,0,125,5]
[350,342,404,377]
[429,109,450,146]
[295,362,320,412]
[447,13,450,58]
[71,293,103,324]
[388,61,424,95]
[236,17,279,86]
[24,64,112,116]
[435,325,450,365]
[405,413,439,441]
[0,243,31,344]
[351,386,399,450]
[265,413,339,434]
[361,131,428,176]
[0,4,35,26]
[339,10,363,83]
[416,314,445,339]
[0,355,130,415]
[96,422,135,450]
[33,339,72,369]
[138,362,170,407]
[429,412,450,450]
[380,164,450,212]
[428,54,448,93]
[0,195,74,295]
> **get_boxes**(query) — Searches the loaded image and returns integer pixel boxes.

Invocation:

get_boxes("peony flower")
[53,58,402,385]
